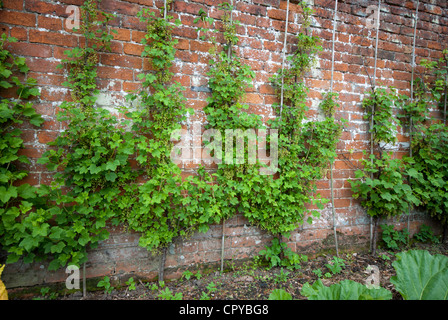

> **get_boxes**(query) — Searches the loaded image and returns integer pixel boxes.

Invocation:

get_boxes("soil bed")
[33,242,446,301]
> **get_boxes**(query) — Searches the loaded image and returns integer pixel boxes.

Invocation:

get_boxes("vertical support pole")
[159,0,168,283]
[408,0,420,240]
[372,0,381,90]
[329,0,339,258]
[279,0,290,125]
[370,0,381,253]
[221,0,234,274]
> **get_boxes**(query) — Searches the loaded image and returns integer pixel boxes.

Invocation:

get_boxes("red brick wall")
[1,0,447,288]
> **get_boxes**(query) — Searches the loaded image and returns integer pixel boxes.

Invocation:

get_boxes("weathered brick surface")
[1,0,447,288]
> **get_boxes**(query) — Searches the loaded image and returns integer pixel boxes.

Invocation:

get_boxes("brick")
[190,40,214,53]
[0,10,36,27]
[174,38,190,50]
[100,53,142,69]
[244,93,263,104]
[29,30,78,47]
[234,12,257,26]
[33,103,55,117]
[37,131,58,144]
[237,3,267,16]
[17,147,44,159]
[247,26,275,41]
[13,172,40,186]
[10,27,28,41]
[25,0,67,16]
[172,26,198,40]
[40,87,71,102]
[253,0,280,7]
[344,73,366,85]
[1,0,24,10]
[6,42,52,58]
[122,15,147,31]
[111,28,131,41]
[123,42,144,56]
[99,0,141,15]
[37,16,62,31]
[29,72,65,86]
[267,8,294,21]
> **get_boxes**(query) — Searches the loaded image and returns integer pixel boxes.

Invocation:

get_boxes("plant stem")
[83,262,86,298]
[372,216,379,256]
[220,220,225,273]
[159,246,167,283]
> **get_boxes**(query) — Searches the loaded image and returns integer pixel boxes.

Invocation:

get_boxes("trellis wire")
[408,0,419,239]
[329,0,339,257]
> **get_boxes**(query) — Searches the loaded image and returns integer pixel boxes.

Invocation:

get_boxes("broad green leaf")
[105,172,117,182]
[50,242,66,254]
[0,186,17,203]
[391,250,448,300]
[303,279,392,300]
[268,289,292,300]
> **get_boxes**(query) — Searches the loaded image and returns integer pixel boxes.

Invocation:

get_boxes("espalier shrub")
[0,34,48,265]
[36,0,138,270]
[196,1,342,268]
[404,51,448,238]
[123,6,221,255]
[350,86,420,254]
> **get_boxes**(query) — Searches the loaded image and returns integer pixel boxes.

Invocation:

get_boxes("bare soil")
[44,242,448,301]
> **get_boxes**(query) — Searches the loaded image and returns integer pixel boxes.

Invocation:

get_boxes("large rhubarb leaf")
[391,250,448,300]
[301,279,392,300]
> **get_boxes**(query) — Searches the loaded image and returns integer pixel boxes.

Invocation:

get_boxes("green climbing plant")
[35,0,139,270]
[195,2,342,266]
[0,34,48,265]
[350,86,420,254]
[123,5,221,267]
[404,51,448,238]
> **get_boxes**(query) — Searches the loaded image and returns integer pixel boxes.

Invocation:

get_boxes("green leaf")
[105,159,120,171]
[268,289,292,300]
[0,186,17,203]
[105,172,117,182]
[390,250,448,300]
[300,279,326,298]
[50,242,66,254]
[303,279,392,300]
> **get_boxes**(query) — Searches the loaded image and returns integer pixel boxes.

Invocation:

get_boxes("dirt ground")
[29,242,444,301]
